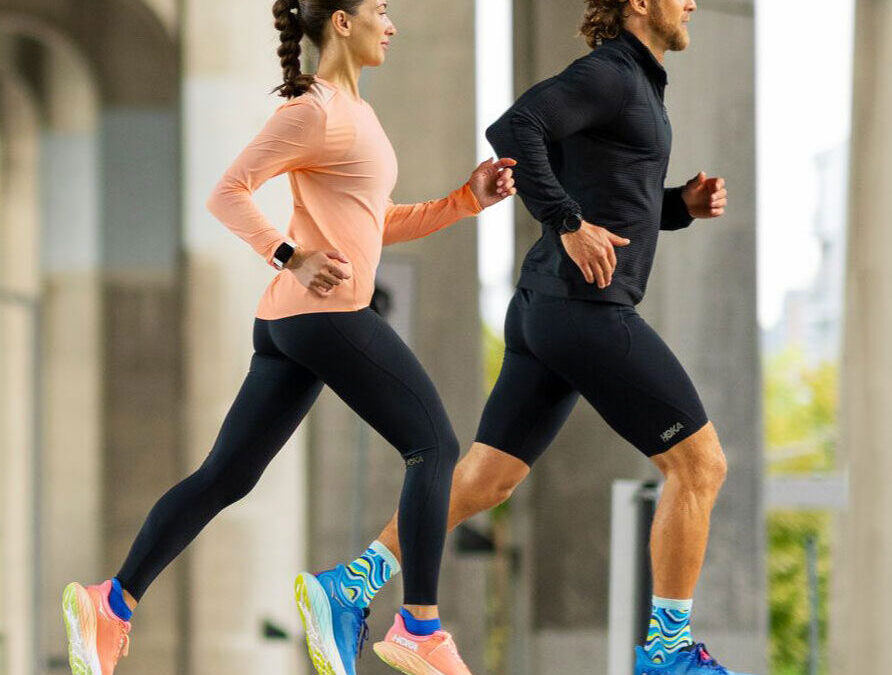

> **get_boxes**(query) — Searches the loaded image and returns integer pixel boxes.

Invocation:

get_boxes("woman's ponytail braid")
[272,0,316,98]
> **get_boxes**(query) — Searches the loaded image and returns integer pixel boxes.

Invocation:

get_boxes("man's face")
[649,0,696,51]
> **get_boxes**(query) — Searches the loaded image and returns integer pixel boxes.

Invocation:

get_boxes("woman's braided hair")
[579,0,630,48]
[271,0,364,99]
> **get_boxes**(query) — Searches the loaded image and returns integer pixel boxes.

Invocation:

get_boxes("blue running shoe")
[635,643,756,674]
[295,566,370,675]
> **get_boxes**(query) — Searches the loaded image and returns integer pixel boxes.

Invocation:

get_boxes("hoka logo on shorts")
[660,422,685,443]
[406,456,424,467]
[393,635,419,651]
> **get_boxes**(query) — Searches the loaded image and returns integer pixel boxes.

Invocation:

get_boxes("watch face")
[564,214,582,232]
[274,243,295,266]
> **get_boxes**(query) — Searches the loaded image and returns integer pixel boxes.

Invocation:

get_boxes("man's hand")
[682,171,728,219]
[469,157,518,209]
[561,222,631,288]
[287,249,352,297]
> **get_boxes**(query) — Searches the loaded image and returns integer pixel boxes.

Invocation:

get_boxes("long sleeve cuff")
[660,186,694,231]
[383,183,482,246]
[546,200,584,232]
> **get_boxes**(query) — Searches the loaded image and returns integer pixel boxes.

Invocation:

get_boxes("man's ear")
[627,0,649,18]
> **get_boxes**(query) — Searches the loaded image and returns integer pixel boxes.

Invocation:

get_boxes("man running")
[304,1,753,673]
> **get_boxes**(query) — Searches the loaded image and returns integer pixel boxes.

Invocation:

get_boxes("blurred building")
[0,1,768,674]
[762,144,848,363]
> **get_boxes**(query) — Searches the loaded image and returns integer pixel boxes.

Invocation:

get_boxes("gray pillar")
[182,0,310,672]
[646,3,764,670]
[510,2,764,673]
[0,68,40,675]
[306,3,486,673]
[833,1,892,670]
[36,36,104,674]
[510,4,654,672]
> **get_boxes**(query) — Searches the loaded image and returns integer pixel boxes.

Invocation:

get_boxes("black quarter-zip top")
[486,30,693,305]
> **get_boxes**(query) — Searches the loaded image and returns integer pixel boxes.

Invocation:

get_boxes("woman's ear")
[330,9,353,38]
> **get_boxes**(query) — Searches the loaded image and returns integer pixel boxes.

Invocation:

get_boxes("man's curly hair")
[579,0,630,48]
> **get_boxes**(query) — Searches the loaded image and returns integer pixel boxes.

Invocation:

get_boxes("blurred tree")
[764,346,837,674]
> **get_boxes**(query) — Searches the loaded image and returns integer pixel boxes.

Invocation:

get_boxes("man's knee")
[656,424,727,495]
[678,443,727,495]
[455,444,529,508]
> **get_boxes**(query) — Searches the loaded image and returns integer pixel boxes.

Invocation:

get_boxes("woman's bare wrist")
[285,246,306,270]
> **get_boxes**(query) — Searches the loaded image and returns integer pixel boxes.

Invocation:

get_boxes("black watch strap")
[556,212,583,235]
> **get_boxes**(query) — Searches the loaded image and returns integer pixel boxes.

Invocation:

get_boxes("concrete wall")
[509,2,764,673]
[833,0,892,670]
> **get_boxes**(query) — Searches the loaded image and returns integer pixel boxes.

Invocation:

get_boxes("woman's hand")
[287,249,352,297]
[469,157,518,209]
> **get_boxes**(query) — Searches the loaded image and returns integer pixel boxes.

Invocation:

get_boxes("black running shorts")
[475,288,709,463]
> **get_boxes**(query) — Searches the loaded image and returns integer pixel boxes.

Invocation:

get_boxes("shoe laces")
[356,608,370,658]
[114,626,131,664]
[440,633,466,665]
[688,643,727,672]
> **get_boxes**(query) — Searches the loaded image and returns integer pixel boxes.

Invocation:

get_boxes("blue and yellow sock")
[644,596,693,664]
[340,540,401,608]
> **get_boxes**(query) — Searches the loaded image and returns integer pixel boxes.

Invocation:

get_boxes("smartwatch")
[556,212,584,235]
[272,242,296,271]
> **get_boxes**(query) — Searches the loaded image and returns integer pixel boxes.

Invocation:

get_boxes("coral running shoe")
[635,642,756,674]
[62,580,131,675]
[373,612,473,675]
[295,567,370,675]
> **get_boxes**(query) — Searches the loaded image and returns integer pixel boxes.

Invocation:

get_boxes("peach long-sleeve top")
[207,78,482,320]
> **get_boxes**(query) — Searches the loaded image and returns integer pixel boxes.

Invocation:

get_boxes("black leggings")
[117,309,459,606]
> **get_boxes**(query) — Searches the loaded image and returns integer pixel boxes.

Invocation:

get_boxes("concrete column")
[646,2,763,670]
[306,3,487,673]
[509,2,763,673]
[833,0,892,670]
[509,4,652,672]
[0,69,40,675]
[99,70,184,675]
[183,1,307,673]
[35,38,105,670]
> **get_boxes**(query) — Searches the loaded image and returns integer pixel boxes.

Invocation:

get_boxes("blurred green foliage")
[763,347,838,674]
[483,322,506,393]
[767,512,831,675]
[764,348,837,475]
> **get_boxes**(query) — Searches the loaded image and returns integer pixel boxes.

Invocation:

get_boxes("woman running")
[60,1,516,674]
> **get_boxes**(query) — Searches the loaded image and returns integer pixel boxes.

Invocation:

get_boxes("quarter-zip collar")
[612,29,668,88]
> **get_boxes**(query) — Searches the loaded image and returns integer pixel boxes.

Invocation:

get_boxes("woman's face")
[346,0,397,67]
